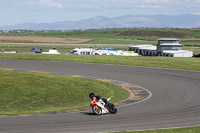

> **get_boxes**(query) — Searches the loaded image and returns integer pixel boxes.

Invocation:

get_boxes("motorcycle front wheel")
[92,105,102,115]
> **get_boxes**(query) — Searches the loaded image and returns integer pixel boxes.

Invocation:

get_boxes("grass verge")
[110,126,200,133]
[84,39,154,44]
[0,44,129,53]
[0,53,200,71]
[0,70,128,115]
[1,28,200,45]
[0,43,199,54]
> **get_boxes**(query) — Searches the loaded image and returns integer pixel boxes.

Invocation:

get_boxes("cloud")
[26,0,63,8]
[191,12,200,15]
[108,0,169,5]
[60,0,168,10]
[136,5,161,9]
[136,0,169,4]
[24,0,199,11]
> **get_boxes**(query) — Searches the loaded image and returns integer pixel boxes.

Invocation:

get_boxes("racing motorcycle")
[90,97,117,115]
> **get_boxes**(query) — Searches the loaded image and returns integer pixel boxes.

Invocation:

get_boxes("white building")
[162,50,193,57]
[71,48,139,56]
[95,48,117,55]
[129,45,157,56]
[71,48,95,55]
[42,48,60,54]
[128,38,193,57]
[157,38,193,57]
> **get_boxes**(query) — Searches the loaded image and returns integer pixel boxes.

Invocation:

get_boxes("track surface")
[0,59,200,133]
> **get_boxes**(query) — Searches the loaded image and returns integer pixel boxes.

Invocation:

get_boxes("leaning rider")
[89,93,108,111]
[89,93,101,101]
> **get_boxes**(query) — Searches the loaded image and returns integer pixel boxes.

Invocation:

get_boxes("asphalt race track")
[0,59,200,133]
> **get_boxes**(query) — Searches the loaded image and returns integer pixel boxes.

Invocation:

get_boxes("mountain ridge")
[1,14,200,30]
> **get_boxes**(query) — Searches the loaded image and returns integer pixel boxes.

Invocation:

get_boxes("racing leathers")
[91,96,109,113]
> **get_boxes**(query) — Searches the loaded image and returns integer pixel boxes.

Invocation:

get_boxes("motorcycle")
[90,97,117,115]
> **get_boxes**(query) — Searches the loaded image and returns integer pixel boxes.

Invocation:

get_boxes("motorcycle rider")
[89,93,109,113]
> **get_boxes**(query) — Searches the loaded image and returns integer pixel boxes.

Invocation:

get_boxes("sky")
[0,0,200,26]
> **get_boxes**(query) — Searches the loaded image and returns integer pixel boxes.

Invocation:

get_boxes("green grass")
[181,41,200,46]
[0,44,130,53]
[0,43,199,54]
[0,53,200,71]
[110,126,200,133]
[0,70,128,115]
[1,28,200,45]
[182,46,200,54]
[1,28,199,39]
[85,39,154,44]
[0,32,67,38]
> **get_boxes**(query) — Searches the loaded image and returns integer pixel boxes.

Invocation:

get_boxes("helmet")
[89,93,95,99]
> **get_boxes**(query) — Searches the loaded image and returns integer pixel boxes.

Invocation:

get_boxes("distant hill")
[1,14,200,30]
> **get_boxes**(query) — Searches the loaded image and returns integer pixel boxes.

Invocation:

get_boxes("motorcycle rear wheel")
[109,104,117,114]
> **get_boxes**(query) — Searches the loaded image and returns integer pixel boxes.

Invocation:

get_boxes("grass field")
[0,53,200,71]
[1,28,200,132]
[110,126,200,133]
[0,36,91,44]
[85,39,154,44]
[0,43,199,55]
[0,69,128,115]
[1,28,200,45]
[0,44,130,53]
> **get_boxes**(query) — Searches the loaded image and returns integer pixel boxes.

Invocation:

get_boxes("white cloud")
[61,0,167,10]
[191,12,200,15]
[26,0,63,8]
[137,0,169,4]
[136,4,161,9]
[108,0,169,5]
[23,0,200,11]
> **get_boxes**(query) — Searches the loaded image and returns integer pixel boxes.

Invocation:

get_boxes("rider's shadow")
[81,112,97,116]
